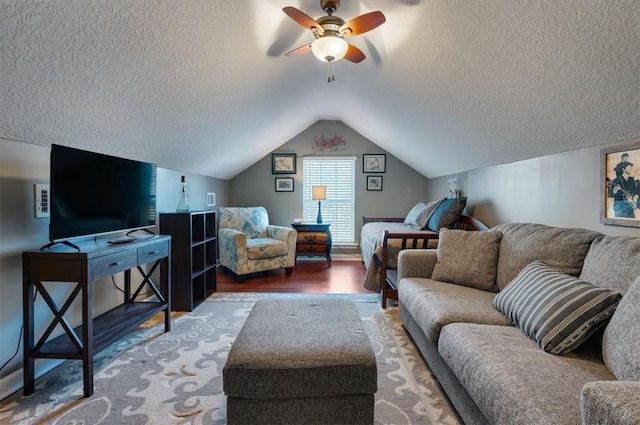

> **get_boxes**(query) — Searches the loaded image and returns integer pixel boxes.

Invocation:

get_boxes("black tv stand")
[40,240,81,252]
[23,235,171,397]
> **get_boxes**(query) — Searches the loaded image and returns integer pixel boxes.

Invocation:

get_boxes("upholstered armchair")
[218,207,297,282]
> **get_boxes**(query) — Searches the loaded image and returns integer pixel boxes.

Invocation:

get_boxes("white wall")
[0,138,229,399]
[427,137,640,237]
[229,120,431,248]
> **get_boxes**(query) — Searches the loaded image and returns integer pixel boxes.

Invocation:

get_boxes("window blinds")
[303,156,356,244]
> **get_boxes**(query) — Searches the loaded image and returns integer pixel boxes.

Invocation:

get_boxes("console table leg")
[82,277,94,397]
[22,270,35,396]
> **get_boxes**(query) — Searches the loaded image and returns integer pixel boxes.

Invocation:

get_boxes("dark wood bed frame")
[362,215,490,308]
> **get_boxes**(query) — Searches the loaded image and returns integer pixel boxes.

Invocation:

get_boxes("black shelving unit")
[160,211,217,311]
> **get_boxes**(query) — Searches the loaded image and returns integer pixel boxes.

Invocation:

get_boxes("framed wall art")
[275,177,294,192]
[272,153,297,174]
[363,154,386,173]
[366,175,383,191]
[601,143,640,227]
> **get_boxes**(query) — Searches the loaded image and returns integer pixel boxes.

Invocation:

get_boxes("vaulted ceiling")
[2,1,639,180]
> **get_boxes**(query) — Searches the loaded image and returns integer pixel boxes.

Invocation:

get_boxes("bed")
[360,197,489,307]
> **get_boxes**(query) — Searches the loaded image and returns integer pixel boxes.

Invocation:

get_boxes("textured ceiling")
[2,0,639,180]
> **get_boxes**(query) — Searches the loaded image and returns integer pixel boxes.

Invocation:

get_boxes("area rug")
[0,293,460,425]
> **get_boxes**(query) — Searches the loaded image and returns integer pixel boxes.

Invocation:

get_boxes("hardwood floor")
[216,259,371,294]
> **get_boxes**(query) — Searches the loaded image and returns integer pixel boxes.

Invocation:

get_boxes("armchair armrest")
[581,381,640,425]
[397,249,438,281]
[218,228,249,267]
[219,228,247,247]
[267,225,297,244]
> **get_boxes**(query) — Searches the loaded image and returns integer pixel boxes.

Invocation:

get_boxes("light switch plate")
[34,184,50,218]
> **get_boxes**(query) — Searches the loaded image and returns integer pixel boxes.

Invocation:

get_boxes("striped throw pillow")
[494,260,622,354]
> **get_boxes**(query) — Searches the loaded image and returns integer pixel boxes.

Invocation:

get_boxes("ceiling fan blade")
[340,11,386,37]
[344,44,366,63]
[285,43,312,57]
[283,7,325,35]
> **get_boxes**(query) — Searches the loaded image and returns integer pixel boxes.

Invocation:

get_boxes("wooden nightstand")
[291,223,332,267]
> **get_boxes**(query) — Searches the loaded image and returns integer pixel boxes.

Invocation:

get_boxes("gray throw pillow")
[403,199,443,229]
[431,228,503,292]
[427,197,467,231]
[602,275,640,381]
[494,260,622,355]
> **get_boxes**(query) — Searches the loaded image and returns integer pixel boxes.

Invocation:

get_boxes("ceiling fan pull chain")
[328,61,335,83]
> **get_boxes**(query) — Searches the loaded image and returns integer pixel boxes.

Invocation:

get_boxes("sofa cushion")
[580,381,640,425]
[403,199,443,229]
[431,229,503,292]
[602,275,640,381]
[580,235,640,294]
[438,323,616,425]
[494,260,622,354]
[492,223,602,290]
[398,277,511,344]
[426,197,467,231]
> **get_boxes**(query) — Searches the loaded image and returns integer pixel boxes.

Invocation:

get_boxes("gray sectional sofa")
[397,223,640,425]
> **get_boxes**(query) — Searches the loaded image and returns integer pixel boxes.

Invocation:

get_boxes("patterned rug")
[0,293,460,425]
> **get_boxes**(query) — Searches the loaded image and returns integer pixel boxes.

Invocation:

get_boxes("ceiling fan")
[283,0,385,80]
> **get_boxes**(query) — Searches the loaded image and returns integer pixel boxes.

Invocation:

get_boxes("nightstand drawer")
[297,232,329,243]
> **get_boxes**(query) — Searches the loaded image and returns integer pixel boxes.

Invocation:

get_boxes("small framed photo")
[363,154,386,173]
[272,153,297,174]
[367,175,383,191]
[601,143,640,227]
[275,177,294,192]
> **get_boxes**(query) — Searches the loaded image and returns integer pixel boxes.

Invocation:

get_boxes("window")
[303,156,356,244]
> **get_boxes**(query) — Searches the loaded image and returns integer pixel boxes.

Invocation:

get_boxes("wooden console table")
[291,223,332,267]
[22,235,171,397]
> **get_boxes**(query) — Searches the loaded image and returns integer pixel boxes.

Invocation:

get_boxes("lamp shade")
[312,185,327,201]
[311,36,348,62]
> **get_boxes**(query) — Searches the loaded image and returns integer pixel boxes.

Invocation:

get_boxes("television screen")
[50,144,157,242]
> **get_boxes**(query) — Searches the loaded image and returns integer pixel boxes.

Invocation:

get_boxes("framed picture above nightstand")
[272,153,297,174]
[367,175,383,191]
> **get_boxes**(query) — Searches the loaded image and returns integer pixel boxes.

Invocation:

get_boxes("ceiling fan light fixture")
[311,36,348,62]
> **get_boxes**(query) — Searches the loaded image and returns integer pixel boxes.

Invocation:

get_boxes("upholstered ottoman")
[223,298,377,425]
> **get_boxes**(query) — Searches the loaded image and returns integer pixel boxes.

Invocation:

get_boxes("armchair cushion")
[246,238,289,260]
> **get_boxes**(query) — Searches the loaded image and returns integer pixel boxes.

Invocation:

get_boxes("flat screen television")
[48,144,157,246]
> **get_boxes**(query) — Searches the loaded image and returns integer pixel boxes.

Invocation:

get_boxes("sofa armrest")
[397,249,438,280]
[581,381,640,425]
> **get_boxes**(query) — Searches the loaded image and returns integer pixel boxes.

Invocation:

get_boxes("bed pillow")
[431,228,503,291]
[403,199,443,229]
[494,260,622,355]
[426,197,467,231]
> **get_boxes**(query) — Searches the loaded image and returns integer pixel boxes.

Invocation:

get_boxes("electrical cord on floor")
[111,275,153,299]
[0,325,23,372]
[0,292,38,372]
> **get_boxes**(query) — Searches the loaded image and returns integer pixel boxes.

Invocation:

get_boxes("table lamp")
[312,185,327,224]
